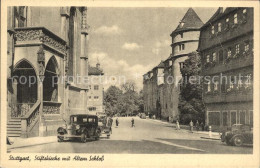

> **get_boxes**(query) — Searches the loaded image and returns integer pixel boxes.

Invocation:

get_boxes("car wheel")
[81,133,87,143]
[57,136,64,142]
[233,136,243,147]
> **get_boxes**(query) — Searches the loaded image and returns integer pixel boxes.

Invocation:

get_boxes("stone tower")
[167,8,204,121]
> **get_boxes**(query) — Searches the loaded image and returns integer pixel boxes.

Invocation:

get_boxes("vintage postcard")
[0,0,259,167]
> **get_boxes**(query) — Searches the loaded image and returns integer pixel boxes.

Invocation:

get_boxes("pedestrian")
[176,120,180,130]
[116,118,119,127]
[200,122,204,131]
[196,120,200,131]
[131,118,135,127]
[189,120,194,133]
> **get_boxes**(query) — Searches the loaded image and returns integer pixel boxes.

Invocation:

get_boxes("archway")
[43,56,59,102]
[12,60,38,117]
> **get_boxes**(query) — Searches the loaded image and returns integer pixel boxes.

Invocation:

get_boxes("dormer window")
[218,23,222,32]
[234,13,238,24]
[206,55,210,63]
[180,22,184,28]
[242,9,247,22]
[227,48,232,58]
[225,18,230,29]
[212,52,217,62]
[235,44,240,54]
[211,26,215,34]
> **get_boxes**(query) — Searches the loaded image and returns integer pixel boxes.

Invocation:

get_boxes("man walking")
[176,120,180,130]
[131,118,135,127]
[116,118,119,127]
[196,120,200,131]
[189,120,194,133]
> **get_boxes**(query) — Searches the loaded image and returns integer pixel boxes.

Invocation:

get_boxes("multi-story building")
[143,8,203,121]
[87,62,105,115]
[7,6,92,137]
[198,7,253,130]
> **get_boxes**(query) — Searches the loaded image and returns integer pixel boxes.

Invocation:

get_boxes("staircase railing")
[20,100,41,136]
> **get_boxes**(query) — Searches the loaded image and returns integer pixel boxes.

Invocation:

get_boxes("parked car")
[57,114,101,143]
[140,113,146,119]
[221,124,253,146]
[98,115,113,139]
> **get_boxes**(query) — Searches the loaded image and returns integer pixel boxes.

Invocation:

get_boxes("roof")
[201,7,237,29]
[88,65,104,75]
[171,8,204,35]
[157,61,165,68]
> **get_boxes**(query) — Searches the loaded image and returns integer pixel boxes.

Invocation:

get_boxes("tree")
[104,85,123,116]
[178,52,205,124]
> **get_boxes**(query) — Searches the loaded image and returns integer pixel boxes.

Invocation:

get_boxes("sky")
[87,7,218,91]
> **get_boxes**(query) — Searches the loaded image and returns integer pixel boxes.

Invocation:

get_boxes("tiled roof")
[88,65,104,75]
[172,8,204,35]
[201,7,237,29]
[157,61,165,68]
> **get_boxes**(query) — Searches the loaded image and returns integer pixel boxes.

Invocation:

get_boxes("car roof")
[70,114,98,117]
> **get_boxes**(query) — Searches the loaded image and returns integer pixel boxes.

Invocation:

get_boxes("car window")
[83,118,88,123]
[71,117,77,123]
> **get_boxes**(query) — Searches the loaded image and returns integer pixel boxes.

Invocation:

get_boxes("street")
[9,117,253,154]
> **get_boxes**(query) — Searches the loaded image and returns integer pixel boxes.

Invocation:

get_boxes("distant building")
[198,8,253,129]
[6,7,94,137]
[87,62,104,115]
[143,8,203,121]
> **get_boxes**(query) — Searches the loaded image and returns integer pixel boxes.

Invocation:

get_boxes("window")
[225,18,230,29]
[88,107,96,111]
[212,52,217,62]
[94,85,99,90]
[14,7,26,27]
[219,50,224,64]
[214,81,218,91]
[231,111,237,125]
[230,77,235,89]
[94,96,99,100]
[234,13,238,24]
[227,48,232,58]
[89,85,91,90]
[180,33,183,38]
[179,62,185,69]
[178,44,185,51]
[239,111,246,124]
[235,44,240,54]
[238,79,243,88]
[206,55,210,63]
[207,81,211,92]
[208,112,220,125]
[211,26,215,34]
[244,41,249,52]
[169,60,172,66]
[221,77,227,93]
[218,23,222,32]
[222,112,228,126]
[89,96,92,99]
[242,9,247,21]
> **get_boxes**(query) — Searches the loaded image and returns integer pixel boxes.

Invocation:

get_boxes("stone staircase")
[7,119,22,137]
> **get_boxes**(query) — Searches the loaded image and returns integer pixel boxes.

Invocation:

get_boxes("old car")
[98,115,113,138]
[140,113,146,119]
[221,124,253,146]
[57,114,101,143]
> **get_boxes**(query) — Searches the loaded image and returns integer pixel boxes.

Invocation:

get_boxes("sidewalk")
[146,118,221,140]
[7,136,57,150]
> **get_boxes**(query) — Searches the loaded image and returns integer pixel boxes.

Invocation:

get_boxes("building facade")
[143,8,203,121]
[198,7,253,130]
[7,6,93,137]
[87,63,105,115]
